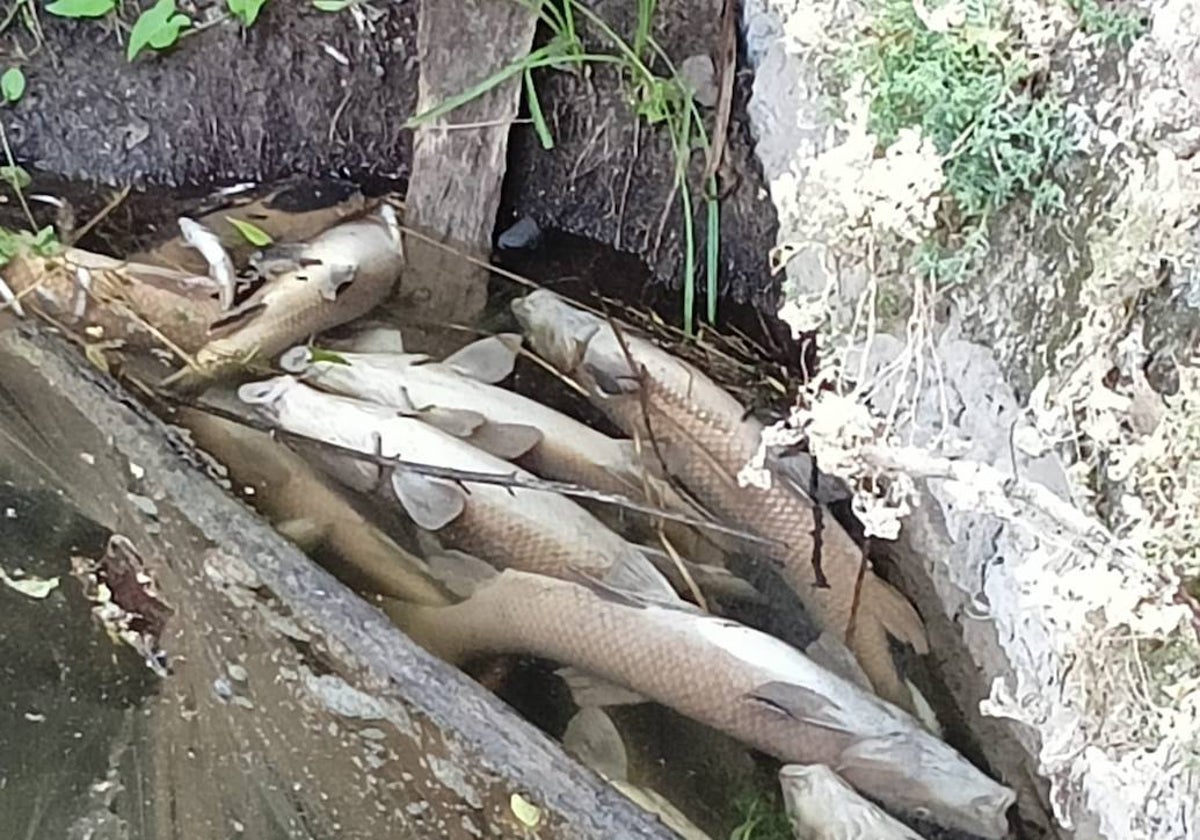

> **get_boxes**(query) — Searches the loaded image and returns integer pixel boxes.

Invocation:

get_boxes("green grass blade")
[705,190,718,324]
[524,68,554,149]
[680,180,695,336]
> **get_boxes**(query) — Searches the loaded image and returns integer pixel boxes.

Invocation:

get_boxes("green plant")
[0,224,60,268]
[1,66,24,102]
[729,791,792,840]
[403,0,721,335]
[45,0,114,18]
[849,0,1073,285]
[1068,0,1145,47]
[127,0,191,61]
[228,216,274,246]
[227,0,268,27]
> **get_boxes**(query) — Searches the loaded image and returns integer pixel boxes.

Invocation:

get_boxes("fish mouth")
[237,376,295,407]
[278,345,313,374]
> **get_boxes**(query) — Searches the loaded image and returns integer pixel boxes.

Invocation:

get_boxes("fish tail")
[847,613,918,714]
[862,575,929,654]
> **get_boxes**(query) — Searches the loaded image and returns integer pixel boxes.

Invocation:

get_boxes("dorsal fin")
[443,333,522,384]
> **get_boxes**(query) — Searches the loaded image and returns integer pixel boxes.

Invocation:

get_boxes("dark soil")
[0,0,780,311]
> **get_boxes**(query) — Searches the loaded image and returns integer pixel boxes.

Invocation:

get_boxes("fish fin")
[557,667,649,708]
[603,553,681,604]
[209,300,267,334]
[317,263,357,300]
[464,421,543,461]
[745,681,853,734]
[804,631,873,692]
[562,707,629,782]
[425,548,497,598]
[906,678,943,737]
[443,333,522,384]
[390,471,467,531]
[342,326,406,354]
[565,569,655,610]
[863,576,929,654]
[413,406,486,438]
[274,517,328,552]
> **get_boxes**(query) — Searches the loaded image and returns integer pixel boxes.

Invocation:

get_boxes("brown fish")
[511,290,929,712]
[384,569,1014,839]
[166,204,405,389]
[236,375,679,603]
[279,335,727,566]
[174,400,450,606]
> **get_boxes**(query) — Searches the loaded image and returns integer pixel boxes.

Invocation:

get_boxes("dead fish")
[384,568,1015,839]
[282,335,733,571]
[511,290,929,713]
[236,375,678,602]
[168,205,405,388]
[779,764,926,840]
[174,400,450,606]
[2,248,223,351]
[280,335,675,501]
[179,217,238,310]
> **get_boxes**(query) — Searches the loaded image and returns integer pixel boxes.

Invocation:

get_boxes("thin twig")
[166,396,782,548]
[68,185,131,246]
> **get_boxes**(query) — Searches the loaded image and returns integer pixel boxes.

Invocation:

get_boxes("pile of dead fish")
[0,205,1015,839]
[241,295,1016,839]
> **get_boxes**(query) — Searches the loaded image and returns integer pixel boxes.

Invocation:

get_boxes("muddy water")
[0,481,155,839]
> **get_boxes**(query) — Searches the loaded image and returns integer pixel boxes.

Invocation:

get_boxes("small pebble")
[497,216,541,250]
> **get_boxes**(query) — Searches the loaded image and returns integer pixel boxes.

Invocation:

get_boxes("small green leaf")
[0,165,30,190]
[227,0,268,27]
[312,0,353,10]
[308,348,349,366]
[1,68,25,103]
[127,0,191,61]
[31,225,60,255]
[45,0,115,17]
[228,217,274,247]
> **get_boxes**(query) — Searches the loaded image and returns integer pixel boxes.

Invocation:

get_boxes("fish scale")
[513,290,929,713]
[389,569,1015,840]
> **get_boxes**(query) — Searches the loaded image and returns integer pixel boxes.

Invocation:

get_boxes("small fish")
[778,764,926,840]
[511,290,929,713]
[384,569,1015,839]
[168,206,405,389]
[175,400,450,606]
[179,217,238,310]
[236,375,678,602]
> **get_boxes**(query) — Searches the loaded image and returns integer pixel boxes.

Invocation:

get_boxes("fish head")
[510,290,602,376]
[836,732,1015,838]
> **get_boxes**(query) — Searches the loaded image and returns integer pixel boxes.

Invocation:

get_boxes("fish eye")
[914,806,932,820]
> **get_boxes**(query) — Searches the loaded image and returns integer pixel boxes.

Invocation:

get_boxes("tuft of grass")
[848,0,1075,284]
[729,790,792,840]
[405,0,721,335]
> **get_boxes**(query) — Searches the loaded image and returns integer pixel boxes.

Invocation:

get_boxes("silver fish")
[280,336,678,504]
[179,216,238,310]
[511,290,929,713]
[385,569,1015,839]
[779,764,926,840]
[236,375,677,602]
